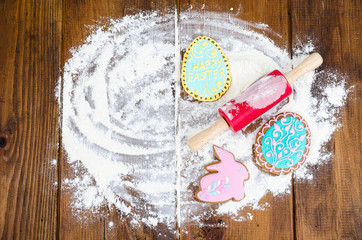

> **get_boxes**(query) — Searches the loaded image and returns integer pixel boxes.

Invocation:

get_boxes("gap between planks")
[174,0,182,238]
[56,0,66,239]
[287,0,297,239]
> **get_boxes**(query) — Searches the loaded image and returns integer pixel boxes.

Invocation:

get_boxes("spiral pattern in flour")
[60,13,178,227]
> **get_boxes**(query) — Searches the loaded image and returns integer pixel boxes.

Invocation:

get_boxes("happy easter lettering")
[181,36,231,101]
[187,57,226,82]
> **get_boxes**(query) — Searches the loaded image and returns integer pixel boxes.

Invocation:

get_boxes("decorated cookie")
[195,145,249,203]
[181,36,231,102]
[254,112,311,175]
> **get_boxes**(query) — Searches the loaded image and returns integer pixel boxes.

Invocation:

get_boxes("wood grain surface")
[291,1,361,239]
[0,0,61,239]
[0,0,361,239]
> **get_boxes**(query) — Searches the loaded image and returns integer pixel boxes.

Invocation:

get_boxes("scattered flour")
[108,221,114,228]
[59,12,177,229]
[51,159,57,166]
[57,10,349,233]
[325,84,347,107]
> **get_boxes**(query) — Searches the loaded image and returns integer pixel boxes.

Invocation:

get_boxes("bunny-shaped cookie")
[196,145,249,203]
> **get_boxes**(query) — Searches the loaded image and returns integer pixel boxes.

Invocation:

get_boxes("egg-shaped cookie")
[254,112,311,175]
[181,36,231,102]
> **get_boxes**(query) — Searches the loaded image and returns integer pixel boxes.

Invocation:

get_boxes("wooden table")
[0,0,360,239]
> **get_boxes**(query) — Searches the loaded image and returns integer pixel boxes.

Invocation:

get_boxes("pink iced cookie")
[195,145,249,203]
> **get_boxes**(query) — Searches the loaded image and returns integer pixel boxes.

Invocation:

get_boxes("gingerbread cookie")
[254,112,311,175]
[195,145,249,203]
[181,36,231,102]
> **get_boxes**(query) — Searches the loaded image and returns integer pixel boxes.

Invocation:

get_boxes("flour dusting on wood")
[57,11,349,231]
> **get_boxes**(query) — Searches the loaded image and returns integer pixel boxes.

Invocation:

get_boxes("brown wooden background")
[0,0,361,239]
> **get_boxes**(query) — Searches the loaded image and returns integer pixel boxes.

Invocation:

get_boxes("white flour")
[57,11,349,233]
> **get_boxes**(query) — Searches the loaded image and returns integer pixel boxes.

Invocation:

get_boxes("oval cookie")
[254,112,311,175]
[181,36,231,102]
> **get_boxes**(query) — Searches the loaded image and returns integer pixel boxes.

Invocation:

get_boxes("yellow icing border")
[181,36,232,102]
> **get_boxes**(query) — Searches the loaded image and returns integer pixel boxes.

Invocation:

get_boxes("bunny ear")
[213,145,235,163]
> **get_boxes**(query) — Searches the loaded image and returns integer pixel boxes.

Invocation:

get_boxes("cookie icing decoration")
[254,112,311,175]
[196,145,249,203]
[181,36,231,102]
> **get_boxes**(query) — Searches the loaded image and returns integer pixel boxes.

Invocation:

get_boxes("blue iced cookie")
[254,112,311,175]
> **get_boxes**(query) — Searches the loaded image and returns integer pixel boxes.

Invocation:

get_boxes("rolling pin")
[187,53,323,151]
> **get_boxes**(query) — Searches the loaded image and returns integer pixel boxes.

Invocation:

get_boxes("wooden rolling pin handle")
[283,52,323,84]
[187,118,229,151]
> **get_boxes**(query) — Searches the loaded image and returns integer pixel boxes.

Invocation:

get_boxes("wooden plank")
[59,1,176,239]
[291,0,361,239]
[178,1,293,239]
[0,0,62,239]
